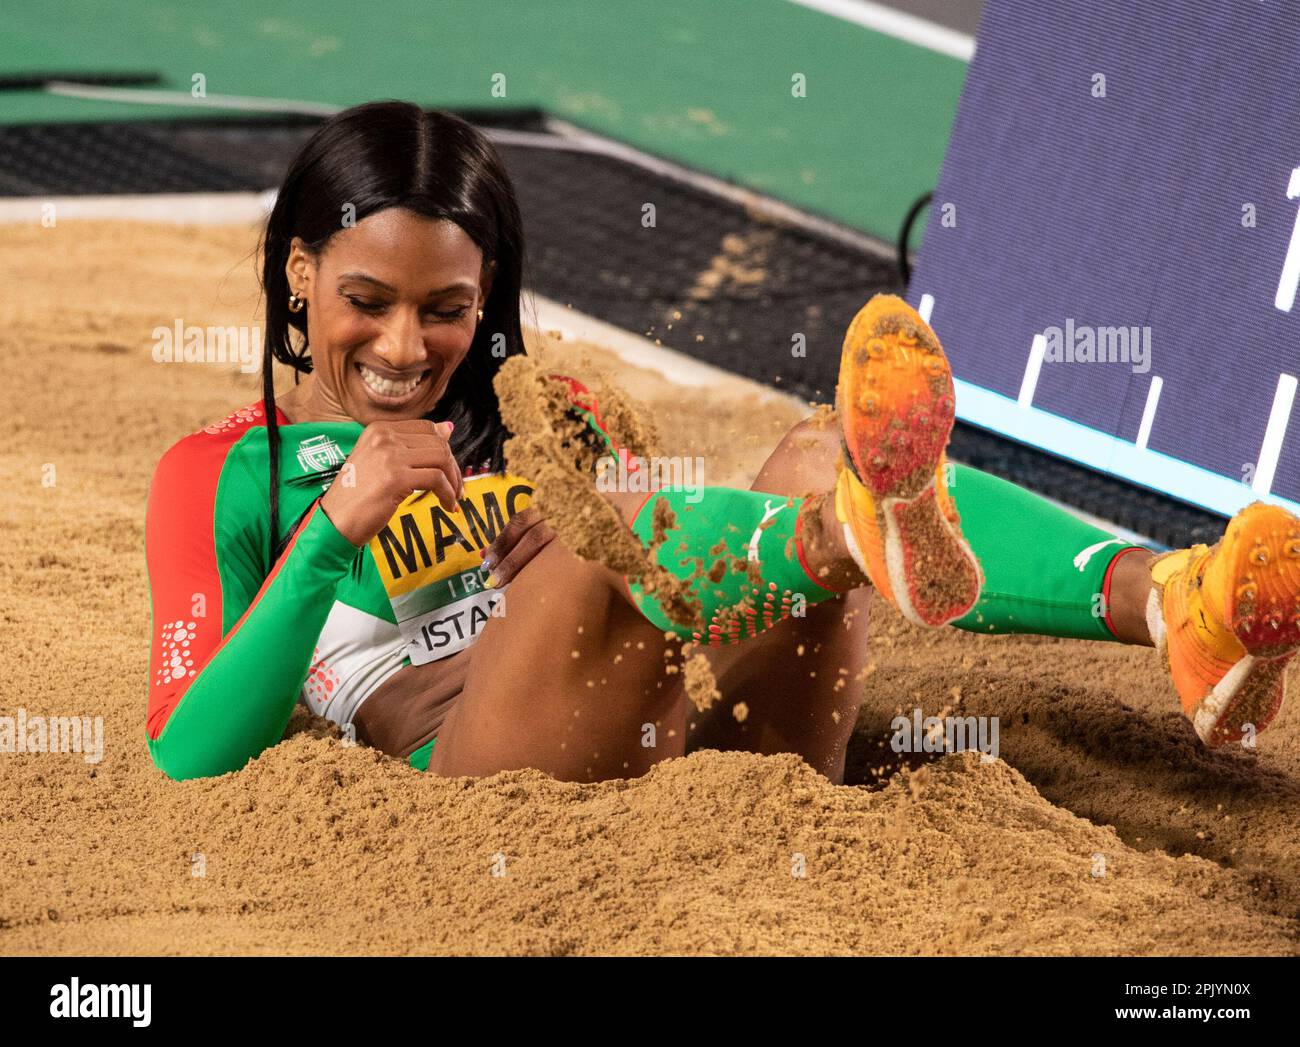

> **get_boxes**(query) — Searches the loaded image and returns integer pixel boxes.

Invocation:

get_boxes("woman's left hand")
[483,506,557,588]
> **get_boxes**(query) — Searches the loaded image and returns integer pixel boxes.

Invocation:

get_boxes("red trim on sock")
[547,373,631,461]
[1101,545,1148,639]
[794,503,853,594]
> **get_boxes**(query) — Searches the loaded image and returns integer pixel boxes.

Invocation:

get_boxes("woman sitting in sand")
[144,101,1300,782]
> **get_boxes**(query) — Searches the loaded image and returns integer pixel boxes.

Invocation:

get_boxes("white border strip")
[45,82,342,117]
[787,0,975,61]
[0,191,276,225]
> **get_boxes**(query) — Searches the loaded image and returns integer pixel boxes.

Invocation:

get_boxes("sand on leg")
[687,588,871,783]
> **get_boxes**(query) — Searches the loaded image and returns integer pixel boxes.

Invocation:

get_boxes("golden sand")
[1,221,1298,955]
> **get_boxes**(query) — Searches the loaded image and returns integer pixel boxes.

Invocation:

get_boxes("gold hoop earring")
[288,291,305,313]
[476,308,484,322]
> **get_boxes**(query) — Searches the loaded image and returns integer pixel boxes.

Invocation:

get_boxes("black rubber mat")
[0,112,1225,547]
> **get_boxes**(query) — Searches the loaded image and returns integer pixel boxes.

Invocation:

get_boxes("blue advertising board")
[910,0,1300,517]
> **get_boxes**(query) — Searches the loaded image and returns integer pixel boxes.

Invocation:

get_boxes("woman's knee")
[752,415,841,496]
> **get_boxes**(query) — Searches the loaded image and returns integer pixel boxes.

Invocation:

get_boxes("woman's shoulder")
[152,400,276,484]
[146,401,279,540]
[192,401,275,439]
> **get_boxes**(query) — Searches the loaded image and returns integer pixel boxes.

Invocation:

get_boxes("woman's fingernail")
[484,573,499,589]
[483,554,496,570]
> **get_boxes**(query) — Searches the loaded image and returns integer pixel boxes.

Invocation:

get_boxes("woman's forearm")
[147,503,359,781]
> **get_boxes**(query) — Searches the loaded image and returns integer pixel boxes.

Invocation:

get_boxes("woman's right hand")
[320,420,463,547]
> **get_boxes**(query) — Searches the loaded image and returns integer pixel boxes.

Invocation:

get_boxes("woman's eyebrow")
[338,271,394,289]
[337,272,478,296]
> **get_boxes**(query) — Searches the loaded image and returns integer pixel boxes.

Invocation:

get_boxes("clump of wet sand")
[494,353,702,630]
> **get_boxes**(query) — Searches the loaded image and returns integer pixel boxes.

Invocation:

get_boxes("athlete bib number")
[391,570,505,664]
[366,472,531,665]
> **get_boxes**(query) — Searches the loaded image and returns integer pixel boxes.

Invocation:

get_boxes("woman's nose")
[373,307,427,369]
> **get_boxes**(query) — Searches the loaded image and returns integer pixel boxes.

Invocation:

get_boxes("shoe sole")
[1191,651,1287,747]
[837,295,982,627]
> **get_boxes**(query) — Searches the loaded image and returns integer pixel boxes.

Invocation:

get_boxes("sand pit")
[2,220,1300,955]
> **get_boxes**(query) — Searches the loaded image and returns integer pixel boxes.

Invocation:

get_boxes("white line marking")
[1135,375,1163,450]
[1274,166,1300,312]
[787,0,975,61]
[46,82,342,116]
[1253,372,1297,495]
[1018,334,1046,409]
[918,292,935,324]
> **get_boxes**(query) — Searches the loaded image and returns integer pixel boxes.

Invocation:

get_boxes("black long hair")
[259,101,527,564]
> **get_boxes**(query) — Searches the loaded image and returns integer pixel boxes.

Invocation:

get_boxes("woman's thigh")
[427,539,688,781]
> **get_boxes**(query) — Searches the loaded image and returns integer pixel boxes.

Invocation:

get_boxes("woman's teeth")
[359,364,424,398]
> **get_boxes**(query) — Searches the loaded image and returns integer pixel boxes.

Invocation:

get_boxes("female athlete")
[144,101,1300,782]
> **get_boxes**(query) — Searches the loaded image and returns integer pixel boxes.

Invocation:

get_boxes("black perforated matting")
[0,112,1225,546]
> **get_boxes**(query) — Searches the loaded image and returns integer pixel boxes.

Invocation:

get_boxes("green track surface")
[1,0,968,240]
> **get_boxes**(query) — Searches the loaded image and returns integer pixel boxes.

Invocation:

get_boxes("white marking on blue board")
[1017,334,1046,409]
[1135,376,1163,451]
[1274,166,1300,313]
[954,377,1300,521]
[1253,373,1297,496]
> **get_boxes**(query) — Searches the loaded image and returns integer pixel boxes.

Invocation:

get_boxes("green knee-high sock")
[560,377,842,645]
[948,463,1147,640]
[625,469,1147,645]
[627,488,843,644]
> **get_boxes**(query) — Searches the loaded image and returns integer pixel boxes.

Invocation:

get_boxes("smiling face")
[284,208,493,425]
